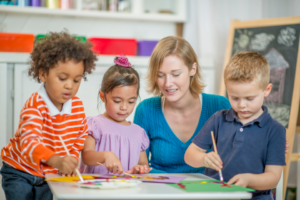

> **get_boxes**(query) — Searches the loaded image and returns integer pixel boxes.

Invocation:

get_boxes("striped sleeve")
[19,102,55,168]
[69,117,88,159]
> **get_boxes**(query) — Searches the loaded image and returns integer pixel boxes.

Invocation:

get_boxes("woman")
[133,36,230,173]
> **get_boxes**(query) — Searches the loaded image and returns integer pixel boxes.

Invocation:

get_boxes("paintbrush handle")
[210,131,224,182]
[96,162,132,176]
[58,136,84,182]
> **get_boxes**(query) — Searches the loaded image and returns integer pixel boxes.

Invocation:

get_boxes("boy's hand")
[203,152,223,171]
[126,165,152,174]
[227,173,251,187]
[104,152,123,174]
[46,155,78,175]
[58,169,77,177]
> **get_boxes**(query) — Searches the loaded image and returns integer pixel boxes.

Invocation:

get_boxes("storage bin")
[0,33,34,53]
[88,38,137,56]
[35,34,87,43]
[138,40,158,56]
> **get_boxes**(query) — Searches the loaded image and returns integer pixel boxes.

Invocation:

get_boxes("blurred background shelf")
[0,4,186,22]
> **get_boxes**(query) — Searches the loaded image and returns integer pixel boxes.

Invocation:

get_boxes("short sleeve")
[86,116,101,142]
[265,123,286,165]
[141,130,149,151]
[192,113,218,150]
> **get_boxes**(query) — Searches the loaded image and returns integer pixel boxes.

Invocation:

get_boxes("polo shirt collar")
[225,105,270,127]
[38,83,72,117]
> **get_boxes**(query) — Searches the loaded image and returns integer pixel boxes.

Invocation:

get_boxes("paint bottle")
[47,0,58,8]
[60,0,71,9]
[17,0,30,6]
[31,0,41,7]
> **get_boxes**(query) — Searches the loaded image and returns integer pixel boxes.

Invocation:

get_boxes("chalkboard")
[219,17,300,199]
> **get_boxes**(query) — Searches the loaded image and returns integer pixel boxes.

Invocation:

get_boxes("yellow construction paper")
[46,175,95,183]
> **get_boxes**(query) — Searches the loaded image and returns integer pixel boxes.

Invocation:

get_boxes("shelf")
[0,53,214,68]
[0,5,186,22]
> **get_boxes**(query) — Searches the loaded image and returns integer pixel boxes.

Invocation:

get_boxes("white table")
[46,173,252,200]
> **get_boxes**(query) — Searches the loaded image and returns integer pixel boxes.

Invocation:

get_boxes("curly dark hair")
[29,31,97,82]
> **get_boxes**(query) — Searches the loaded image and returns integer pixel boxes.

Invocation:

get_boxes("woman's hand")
[203,151,223,171]
[127,165,152,174]
[104,152,123,174]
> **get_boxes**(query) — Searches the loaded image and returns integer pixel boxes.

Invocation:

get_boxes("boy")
[185,52,286,200]
[0,32,97,200]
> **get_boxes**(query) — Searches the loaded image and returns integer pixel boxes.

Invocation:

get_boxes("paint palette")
[78,179,142,189]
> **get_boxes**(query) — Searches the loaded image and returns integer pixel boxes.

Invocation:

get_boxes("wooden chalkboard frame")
[219,16,300,198]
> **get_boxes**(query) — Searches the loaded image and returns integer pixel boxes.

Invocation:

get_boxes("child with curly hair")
[80,55,151,175]
[0,31,97,200]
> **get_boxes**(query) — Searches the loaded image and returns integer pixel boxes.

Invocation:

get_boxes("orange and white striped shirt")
[1,84,88,177]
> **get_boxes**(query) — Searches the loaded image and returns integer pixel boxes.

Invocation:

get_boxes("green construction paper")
[167,180,255,193]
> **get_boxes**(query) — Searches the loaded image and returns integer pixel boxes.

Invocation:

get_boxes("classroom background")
[0,0,300,200]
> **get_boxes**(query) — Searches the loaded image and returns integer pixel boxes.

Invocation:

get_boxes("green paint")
[168,180,255,193]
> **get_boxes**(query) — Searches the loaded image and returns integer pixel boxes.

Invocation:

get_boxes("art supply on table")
[58,135,84,183]
[94,174,186,183]
[78,179,141,189]
[168,180,255,193]
[210,131,224,182]
[46,174,186,183]
[96,162,132,176]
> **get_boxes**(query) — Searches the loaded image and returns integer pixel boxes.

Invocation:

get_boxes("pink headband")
[114,53,131,67]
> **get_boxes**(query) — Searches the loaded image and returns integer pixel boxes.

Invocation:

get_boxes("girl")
[80,55,151,175]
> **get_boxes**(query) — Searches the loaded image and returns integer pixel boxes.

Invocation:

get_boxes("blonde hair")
[224,52,270,89]
[147,36,205,96]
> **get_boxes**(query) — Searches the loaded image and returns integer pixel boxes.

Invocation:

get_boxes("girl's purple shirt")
[80,114,149,174]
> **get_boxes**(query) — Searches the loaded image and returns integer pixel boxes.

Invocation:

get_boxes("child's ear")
[264,83,273,97]
[189,62,197,76]
[39,69,46,83]
[99,91,105,102]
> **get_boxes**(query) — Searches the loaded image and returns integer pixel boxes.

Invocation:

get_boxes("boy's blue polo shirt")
[193,106,286,197]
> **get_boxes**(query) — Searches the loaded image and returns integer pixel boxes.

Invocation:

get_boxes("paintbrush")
[96,162,132,176]
[210,131,224,183]
[58,135,84,183]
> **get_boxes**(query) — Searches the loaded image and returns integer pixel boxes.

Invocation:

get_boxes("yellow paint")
[45,175,95,183]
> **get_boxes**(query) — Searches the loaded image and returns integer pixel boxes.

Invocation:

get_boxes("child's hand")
[46,155,78,175]
[203,152,223,171]
[58,169,77,177]
[127,165,152,174]
[227,173,251,187]
[104,152,123,174]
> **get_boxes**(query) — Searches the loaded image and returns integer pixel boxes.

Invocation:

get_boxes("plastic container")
[35,34,87,43]
[60,0,71,9]
[88,38,137,55]
[0,33,35,53]
[138,40,158,56]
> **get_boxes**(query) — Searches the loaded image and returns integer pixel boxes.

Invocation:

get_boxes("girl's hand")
[203,152,223,171]
[127,165,152,174]
[227,173,251,187]
[104,152,123,174]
